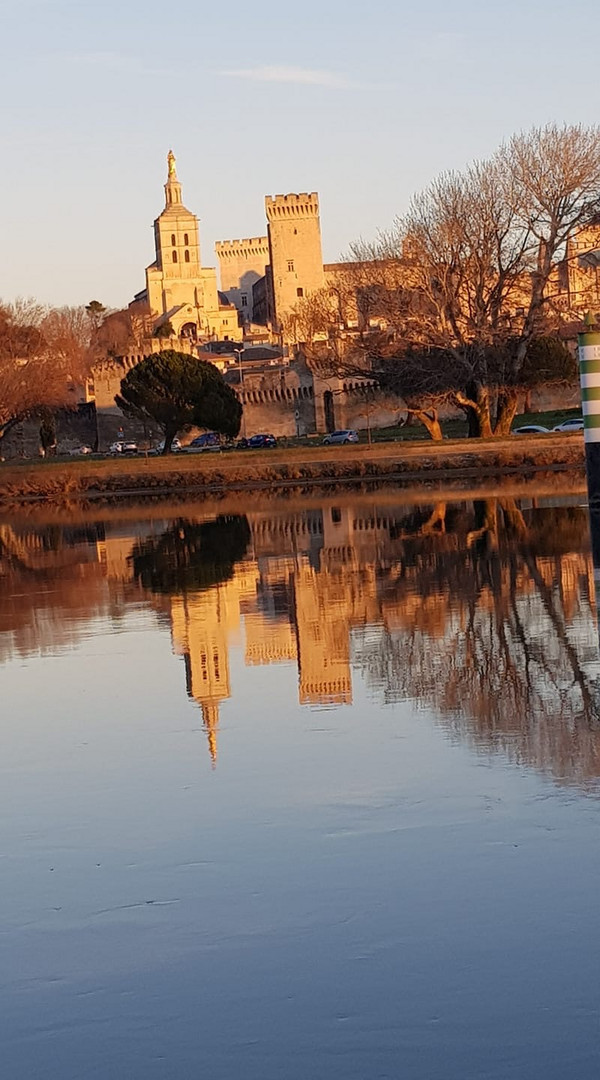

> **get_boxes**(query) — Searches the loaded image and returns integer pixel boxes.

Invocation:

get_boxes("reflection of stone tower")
[172,590,233,766]
[293,563,353,705]
[167,564,259,765]
[200,702,220,767]
[265,193,325,332]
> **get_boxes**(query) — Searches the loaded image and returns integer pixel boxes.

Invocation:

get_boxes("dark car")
[187,432,222,452]
[247,433,277,449]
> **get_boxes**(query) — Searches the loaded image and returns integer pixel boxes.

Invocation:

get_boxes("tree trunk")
[408,407,443,441]
[421,502,447,534]
[494,390,519,436]
[500,498,527,539]
[0,416,20,453]
[465,405,479,438]
[467,499,498,550]
[161,427,177,454]
[457,384,493,438]
[473,388,493,439]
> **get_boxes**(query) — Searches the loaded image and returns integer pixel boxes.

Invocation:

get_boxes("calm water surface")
[1,492,600,1079]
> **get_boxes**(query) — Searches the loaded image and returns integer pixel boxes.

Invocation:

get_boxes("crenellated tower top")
[265,193,320,221]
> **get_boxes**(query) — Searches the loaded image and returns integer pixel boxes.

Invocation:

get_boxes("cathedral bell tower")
[165,149,183,207]
[139,150,242,343]
[152,150,202,275]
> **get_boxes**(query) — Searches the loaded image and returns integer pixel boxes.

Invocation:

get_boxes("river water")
[1,489,600,1079]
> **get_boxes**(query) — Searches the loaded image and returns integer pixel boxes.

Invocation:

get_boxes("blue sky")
[1,0,599,308]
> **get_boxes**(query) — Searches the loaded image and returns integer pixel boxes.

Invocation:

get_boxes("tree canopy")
[115,350,242,452]
[0,299,93,444]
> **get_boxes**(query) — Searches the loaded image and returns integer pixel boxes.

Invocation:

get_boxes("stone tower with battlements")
[265,193,325,333]
[215,237,270,325]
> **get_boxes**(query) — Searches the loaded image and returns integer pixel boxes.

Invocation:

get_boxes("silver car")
[552,418,584,432]
[323,429,359,445]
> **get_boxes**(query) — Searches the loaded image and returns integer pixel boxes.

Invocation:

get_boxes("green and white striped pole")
[579,328,600,492]
[578,326,600,616]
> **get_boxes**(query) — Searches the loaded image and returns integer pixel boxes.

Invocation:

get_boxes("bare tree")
[395,126,600,434]
[300,124,600,438]
[0,300,93,446]
[89,302,155,378]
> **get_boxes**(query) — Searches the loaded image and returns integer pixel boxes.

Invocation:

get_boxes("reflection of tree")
[353,503,600,790]
[130,515,251,594]
[0,523,116,661]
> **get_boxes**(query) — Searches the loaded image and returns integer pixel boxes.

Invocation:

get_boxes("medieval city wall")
[237,361,317,437]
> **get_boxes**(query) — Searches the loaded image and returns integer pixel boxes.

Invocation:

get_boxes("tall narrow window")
[184,250,190,262]
[172,250,178,263]
[287,260,295,272]
[241,294,248,307]
[297,287,304,298]
[171,233,176,246]
[184,233,189,245]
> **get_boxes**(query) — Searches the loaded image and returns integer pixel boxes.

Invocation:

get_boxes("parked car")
[69,445,94,455]
[109,440,138,455]
[247,433,277,449]
[151,437,182,454]
[511,425,550,435]
[323,429,359,445]
[553,418,584,432]
[186,432,222,452]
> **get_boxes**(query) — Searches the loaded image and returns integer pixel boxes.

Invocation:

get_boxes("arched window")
[172,251,178,263]
[171,234,176,246]
[184,233,189,245]
[185,250,190,262]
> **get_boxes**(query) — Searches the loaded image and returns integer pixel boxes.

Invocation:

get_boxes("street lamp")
[233,347,246,437]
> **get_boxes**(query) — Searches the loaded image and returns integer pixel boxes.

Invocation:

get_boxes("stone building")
[95,149,587,448]
[216,192,326,335]
[214,237,270,327]
[556,219,600,315]
[265,193,325,331]
[132,151,241,343]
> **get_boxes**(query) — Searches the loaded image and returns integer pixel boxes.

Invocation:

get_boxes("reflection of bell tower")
[172,590,233,766]
[201,702,220,768]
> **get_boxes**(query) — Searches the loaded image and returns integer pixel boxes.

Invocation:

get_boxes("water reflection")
[2,496,599,786]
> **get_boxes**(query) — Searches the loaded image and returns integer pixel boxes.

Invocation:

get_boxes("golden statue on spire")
[167,149,177,179]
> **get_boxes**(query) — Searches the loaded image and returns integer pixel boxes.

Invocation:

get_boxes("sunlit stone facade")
[133,152,241,343]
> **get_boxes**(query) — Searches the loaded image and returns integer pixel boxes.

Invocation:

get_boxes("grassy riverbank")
[0,431,586,504]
